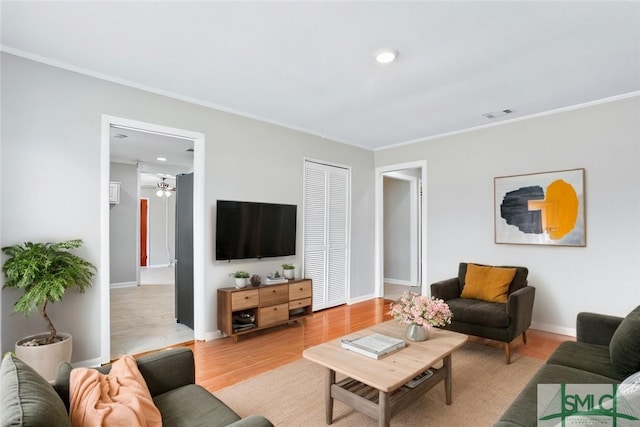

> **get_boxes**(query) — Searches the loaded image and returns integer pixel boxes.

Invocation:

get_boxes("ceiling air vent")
[482,109,516,119]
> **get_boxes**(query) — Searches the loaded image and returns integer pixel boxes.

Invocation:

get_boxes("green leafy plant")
[229,270,250,279]
[2,239,96,345]
[281,263,295,270]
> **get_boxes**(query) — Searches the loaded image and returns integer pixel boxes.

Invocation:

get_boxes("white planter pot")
[284,269,294,279]
[15,332,72,382]
[235,277,248,288]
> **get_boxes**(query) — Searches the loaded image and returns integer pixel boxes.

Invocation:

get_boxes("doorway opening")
[100,115,205,364]
[375,161,427,301]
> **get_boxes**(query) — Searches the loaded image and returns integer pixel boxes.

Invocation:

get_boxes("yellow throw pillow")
[460,264,517,303]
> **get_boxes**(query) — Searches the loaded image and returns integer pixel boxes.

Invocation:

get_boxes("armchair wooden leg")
[504,342,511,364]
[522,330,527,345]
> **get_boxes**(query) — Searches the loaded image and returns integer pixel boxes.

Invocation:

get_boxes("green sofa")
[495,306,640,426]
[1,347,273,427]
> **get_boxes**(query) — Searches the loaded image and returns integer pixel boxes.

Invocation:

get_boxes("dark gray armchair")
[430,262,535,363]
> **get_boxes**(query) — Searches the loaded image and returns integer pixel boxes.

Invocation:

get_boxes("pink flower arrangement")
[389,292,453,327]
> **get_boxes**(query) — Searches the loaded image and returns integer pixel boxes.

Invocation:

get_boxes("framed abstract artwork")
[494,168,586,246]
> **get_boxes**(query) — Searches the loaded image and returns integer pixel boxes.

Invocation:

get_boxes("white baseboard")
[72,357,102,369]
[384,278,415,286]
[110,281,137,289]
[531,321,576,337]
[348,293,377,304]
[205,331,224,341]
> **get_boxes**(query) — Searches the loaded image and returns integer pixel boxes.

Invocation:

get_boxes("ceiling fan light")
[165,191,172,197]
[156,189,164,197]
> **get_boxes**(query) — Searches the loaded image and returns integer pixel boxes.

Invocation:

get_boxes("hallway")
[110,266,193,360]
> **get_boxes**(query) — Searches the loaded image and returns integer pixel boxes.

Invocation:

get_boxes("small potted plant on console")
[282,263,295,279]
[229,270,250,288]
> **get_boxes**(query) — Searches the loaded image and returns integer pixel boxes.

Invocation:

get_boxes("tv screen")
[216,200,297,260]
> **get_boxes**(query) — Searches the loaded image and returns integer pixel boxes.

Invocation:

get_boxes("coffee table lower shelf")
[327,361,450,426]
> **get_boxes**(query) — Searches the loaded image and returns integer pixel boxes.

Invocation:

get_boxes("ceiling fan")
[156,178,176,198]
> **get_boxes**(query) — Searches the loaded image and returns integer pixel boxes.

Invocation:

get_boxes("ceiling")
[2,2,639,151]
[110,126,193,187]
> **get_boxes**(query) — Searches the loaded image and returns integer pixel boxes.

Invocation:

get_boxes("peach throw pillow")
[69,355,162,427]
[460,264,516,303]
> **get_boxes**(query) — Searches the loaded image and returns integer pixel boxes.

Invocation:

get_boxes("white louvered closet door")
[304,161,350,311]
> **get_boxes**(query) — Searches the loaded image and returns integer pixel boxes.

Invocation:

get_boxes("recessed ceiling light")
[374,48,398,64]
[157,157,167,162]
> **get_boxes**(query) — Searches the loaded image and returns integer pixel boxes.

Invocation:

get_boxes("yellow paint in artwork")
[544,179,579,240]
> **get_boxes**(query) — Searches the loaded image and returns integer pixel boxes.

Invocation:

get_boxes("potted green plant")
[229,270,250,288]
[282,263,295,279]
[1,239,96,381]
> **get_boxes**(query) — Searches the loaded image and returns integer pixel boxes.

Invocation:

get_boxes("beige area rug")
[215,342,542,426]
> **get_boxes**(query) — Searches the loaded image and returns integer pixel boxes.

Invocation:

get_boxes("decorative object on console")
[389,292,452,342]
[229,270,250,288]
[265,271,287,284]
[250,274,262,287]
[494,168,585,246]
[282,263,295,279]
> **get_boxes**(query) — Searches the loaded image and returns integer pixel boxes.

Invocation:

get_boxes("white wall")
[383,177,411,282]
[141,188,176,267]
[375,95,640,334]
[0,53,375,363]
[109,162,138,285]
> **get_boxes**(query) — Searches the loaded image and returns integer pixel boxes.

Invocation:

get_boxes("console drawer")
[289,298,311,310]
[259,303,289,326]
[260,284,289,306]
[231,289,259,311]
[289,281,312,300]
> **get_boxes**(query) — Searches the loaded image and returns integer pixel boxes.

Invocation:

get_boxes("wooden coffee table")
[302,320,468,427]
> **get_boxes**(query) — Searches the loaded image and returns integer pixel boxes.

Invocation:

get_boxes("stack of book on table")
[340,333,406,359]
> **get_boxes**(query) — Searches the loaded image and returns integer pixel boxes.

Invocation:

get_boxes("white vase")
[284,269,294,279]
[15,332,72,382]
[235,277,248,288]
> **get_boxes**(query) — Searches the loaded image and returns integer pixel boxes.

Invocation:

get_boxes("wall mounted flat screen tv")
[216,200,297,260]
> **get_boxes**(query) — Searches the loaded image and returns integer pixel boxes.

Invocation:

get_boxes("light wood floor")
[181,298,573,393]
[111,266,192,359]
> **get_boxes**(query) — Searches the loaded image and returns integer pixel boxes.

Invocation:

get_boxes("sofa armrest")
[430,277,460,301]
[136,348,196,397]
[507,286,535,334]
[227,415,275,427]
[576,312,623,346]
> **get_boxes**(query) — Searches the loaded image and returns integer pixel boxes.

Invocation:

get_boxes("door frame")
[381,171,420,285]
[100,115,205,364]
[374,160,427,297]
